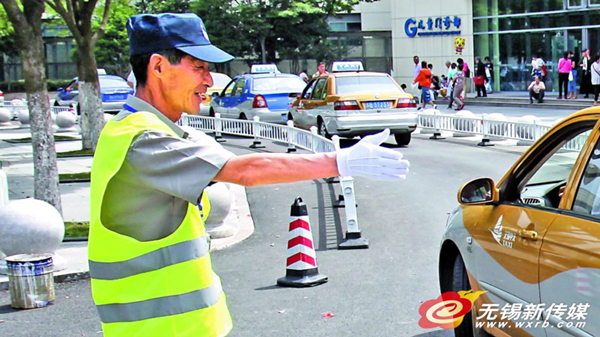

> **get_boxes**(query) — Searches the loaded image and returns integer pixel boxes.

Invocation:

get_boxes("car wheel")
[394,133,411,146]
[450,254,490,337]
[209,108,215,117]
[317,119,331,139]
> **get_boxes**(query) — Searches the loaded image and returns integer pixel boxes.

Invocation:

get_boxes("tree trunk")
[260,35,267,64]
[76,38,104,151]
[2,0,62,213]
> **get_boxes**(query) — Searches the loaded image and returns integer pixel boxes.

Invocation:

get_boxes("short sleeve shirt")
[101,96,235,241]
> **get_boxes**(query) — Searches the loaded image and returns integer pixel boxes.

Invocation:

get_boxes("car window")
[252,77,306,93]
[514,122,595,210]
[572,135,600,216]
[212,73,232,88]
[310,78,328,100]
[221,79,236,97]
[99,77,129,88]
[231,78,246,97]
[301,80,316,99]
[336,76,402,94]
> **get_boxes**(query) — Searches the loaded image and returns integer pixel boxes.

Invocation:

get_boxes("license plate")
[364,101,391,109]
[107,94,127,101]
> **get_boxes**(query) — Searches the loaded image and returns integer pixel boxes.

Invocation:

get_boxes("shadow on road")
[0,304,19,314]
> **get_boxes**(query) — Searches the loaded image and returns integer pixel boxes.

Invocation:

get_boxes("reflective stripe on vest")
[89,235,210,280]
[97,277,222,323]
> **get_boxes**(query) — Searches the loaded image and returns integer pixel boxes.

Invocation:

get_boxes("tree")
[0,0,62,213]
[95,0,136,77]
[46,0,112,151]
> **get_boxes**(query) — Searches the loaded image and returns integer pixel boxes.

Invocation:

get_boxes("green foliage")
[135,0,192,13]
[64,221,90,238]
[0,79,73,92]
[95,0,137,77]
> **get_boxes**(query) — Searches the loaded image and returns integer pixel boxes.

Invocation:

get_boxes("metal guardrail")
[417,110,586,151]
[180,113,336,153]
[179,113,368,249]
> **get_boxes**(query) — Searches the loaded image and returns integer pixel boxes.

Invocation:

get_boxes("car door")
[293,79,317,128]
[227,77,247,119]
[304,78,329,128]
[212,79,236,116]
[468,119,596,336]
[539,118,600,337]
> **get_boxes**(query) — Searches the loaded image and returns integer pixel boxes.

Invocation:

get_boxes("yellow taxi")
[200,72,232,116]
[288,61,418,145]
[439,108,600,336]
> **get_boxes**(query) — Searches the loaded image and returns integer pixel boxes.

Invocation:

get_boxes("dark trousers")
[558,73,569,97]
[594,85,600,102]
[529,89,545,103]
[476,84,487,97]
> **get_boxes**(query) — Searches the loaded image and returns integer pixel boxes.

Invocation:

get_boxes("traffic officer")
[88,12,410,337]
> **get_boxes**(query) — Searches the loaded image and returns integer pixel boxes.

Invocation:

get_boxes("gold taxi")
[439,108,600,336]
[201,72,232,116]
[288,61,418,145]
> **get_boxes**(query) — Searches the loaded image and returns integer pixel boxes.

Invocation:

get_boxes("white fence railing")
[180,113,336,154]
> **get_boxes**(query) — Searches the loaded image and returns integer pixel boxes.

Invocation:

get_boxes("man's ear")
[148,54,168,79]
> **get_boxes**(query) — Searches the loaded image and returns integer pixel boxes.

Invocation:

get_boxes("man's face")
[159,55,213,116]
[318,64,326,73]
[414,57,419,64]
[535,76,540,84]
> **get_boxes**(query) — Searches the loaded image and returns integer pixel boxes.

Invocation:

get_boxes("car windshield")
[252,76,306,93]
[99,77,129,88]
[212,74,232,88]
[336,76,402,94]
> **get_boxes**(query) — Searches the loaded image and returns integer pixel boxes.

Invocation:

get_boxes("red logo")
[418,290,487,330]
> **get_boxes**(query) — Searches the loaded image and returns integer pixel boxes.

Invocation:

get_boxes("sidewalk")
[0,122,254,289]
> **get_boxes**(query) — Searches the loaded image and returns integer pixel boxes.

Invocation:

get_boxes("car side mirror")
[458,178,498,205]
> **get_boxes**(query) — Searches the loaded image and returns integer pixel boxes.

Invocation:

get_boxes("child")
[567,60,578,99]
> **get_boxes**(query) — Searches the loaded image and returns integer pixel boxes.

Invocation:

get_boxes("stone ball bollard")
[204,183,238,239]
[0,107,11,125]
[0,199,64,258]
[18,109,30,127]
[55,110,76,131]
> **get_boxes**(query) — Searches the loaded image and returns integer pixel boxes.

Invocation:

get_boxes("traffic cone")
[277,197,328,287]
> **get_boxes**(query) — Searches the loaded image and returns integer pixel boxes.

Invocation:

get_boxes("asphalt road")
[0,134,524,337]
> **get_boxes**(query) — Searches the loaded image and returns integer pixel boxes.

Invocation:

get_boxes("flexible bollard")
[429,109,445,140]
[286,120,296,153]
[477,113,493,147]
[277,197,328,287]
[337,177,369,249]
[250,116,265,149]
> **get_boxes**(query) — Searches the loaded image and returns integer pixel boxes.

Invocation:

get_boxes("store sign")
[405,16,461,37]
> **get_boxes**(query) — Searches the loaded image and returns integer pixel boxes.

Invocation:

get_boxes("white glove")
[411,82,418,89]
[336,129,410,181]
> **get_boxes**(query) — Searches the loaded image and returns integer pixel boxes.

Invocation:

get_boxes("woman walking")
[591,55,600,106]
[567,59,578,99]
[557,52,571,99]
[452,64,466,110]
[474,57,488,97]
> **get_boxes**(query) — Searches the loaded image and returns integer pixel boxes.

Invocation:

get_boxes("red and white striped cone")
[277,197,328,287]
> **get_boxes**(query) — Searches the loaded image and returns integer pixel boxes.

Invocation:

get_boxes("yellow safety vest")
[89,111,232,337]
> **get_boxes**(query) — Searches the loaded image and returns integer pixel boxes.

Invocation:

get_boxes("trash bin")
[6,254,55,309]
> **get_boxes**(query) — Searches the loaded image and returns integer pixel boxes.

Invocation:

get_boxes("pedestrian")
[457,58,469,99]
[473,57,487,97]
[591,55,600,106]
[567,59,578,99]
[413,55,422,82]
[312,62,328,79]
[88,12,410,337]
[528,75,546,103]
[484,56,494,93]
[558,51,571,99]
[414,60,437,109]
[299,69,309,83]
[429,63,441,100]
[452,63,466,110]
[580,49,592,98]
[447,63,457,108]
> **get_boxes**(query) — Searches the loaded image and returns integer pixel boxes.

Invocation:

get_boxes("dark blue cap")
[127,13,234,63]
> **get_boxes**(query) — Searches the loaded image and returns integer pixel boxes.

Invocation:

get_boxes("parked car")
[199,72,232,116]
[288,61,418,145]
[439,108,600,336]
[54,71,133,114]
[209,64,306,124]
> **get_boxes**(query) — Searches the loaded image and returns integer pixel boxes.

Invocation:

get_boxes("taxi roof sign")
[332,61,364,72]
[250,64,279,74]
